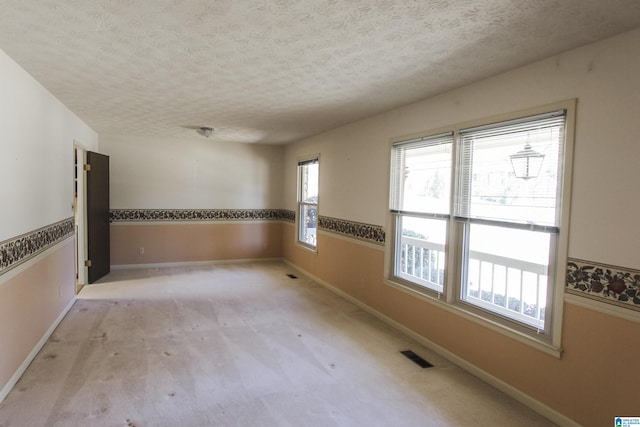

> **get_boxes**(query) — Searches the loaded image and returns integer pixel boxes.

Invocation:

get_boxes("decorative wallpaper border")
[279,209,295,223]
[110,209,293,223]
[318,216,385,246]
[111,209,384,245]
[566,258,640,312]
[0,218,75,276]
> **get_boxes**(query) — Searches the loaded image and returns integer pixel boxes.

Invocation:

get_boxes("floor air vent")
[286,274,298,279]
[400,350,434,368]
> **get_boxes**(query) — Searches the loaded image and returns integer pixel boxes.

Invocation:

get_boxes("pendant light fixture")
[510,142,545,180]
[198,127,214,138]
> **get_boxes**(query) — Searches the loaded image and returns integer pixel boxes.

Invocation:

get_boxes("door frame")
[74,143,88,292]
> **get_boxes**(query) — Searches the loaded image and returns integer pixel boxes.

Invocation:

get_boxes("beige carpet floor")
[0,261,556,426]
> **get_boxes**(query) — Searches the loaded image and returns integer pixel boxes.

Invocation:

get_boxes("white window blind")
[298,158,319,167]
[390,132,453,217]
[455,111,566,230]
[298,158,319,203]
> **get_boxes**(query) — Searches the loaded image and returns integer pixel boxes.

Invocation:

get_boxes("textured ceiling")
[1,0,640,144]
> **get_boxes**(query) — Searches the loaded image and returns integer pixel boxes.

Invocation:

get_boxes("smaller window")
[298,158,319,249]
[390,132,453,294]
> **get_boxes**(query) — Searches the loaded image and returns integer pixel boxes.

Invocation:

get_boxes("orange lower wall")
[0,238,76,392]
[282,223,640,427]
[2,221,634,425]
[110,221,284,265]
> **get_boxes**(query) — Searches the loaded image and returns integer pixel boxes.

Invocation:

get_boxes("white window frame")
[385,101,576,357]
[389,132,454,296]
[297,156,319,251]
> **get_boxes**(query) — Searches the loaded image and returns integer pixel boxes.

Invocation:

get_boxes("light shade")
[198,127,214,138]
[510,143,545,180]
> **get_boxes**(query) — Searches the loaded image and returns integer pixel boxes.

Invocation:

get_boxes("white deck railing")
[398,235,546,328]
[398,236,446,292]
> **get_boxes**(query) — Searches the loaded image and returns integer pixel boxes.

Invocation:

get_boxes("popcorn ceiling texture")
[1,0,639,144]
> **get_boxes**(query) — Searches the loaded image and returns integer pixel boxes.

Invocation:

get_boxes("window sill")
[296,241,318,254]
[384,278,563,359]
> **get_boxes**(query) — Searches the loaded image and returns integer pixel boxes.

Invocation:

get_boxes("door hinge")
[84,164,91,171]
[85,260,92,267]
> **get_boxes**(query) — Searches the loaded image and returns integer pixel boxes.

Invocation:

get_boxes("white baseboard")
[0,296,76,404]
[111,257,283,270]
[283,259,580,427]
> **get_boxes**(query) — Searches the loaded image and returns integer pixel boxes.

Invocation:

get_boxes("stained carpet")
[0,261,556,426]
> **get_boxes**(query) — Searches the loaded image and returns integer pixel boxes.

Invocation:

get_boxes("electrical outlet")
[139,247,145,255]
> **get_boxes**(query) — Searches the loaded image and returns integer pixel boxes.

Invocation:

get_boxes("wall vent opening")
[400,350,433,368]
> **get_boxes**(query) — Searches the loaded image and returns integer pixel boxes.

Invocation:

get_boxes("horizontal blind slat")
[453,216,559,233]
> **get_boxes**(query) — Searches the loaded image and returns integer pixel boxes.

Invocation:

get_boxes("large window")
[389,104,573,350]
[298,158,319,249]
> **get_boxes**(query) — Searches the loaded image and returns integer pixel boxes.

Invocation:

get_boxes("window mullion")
[444,130,461,305]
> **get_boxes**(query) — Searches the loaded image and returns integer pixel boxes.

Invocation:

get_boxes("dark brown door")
[86,151,110,283]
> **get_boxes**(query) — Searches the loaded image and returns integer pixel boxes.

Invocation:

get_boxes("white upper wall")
[0,49,98,242]
[101,135,284,210]
[284,28,640,268]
